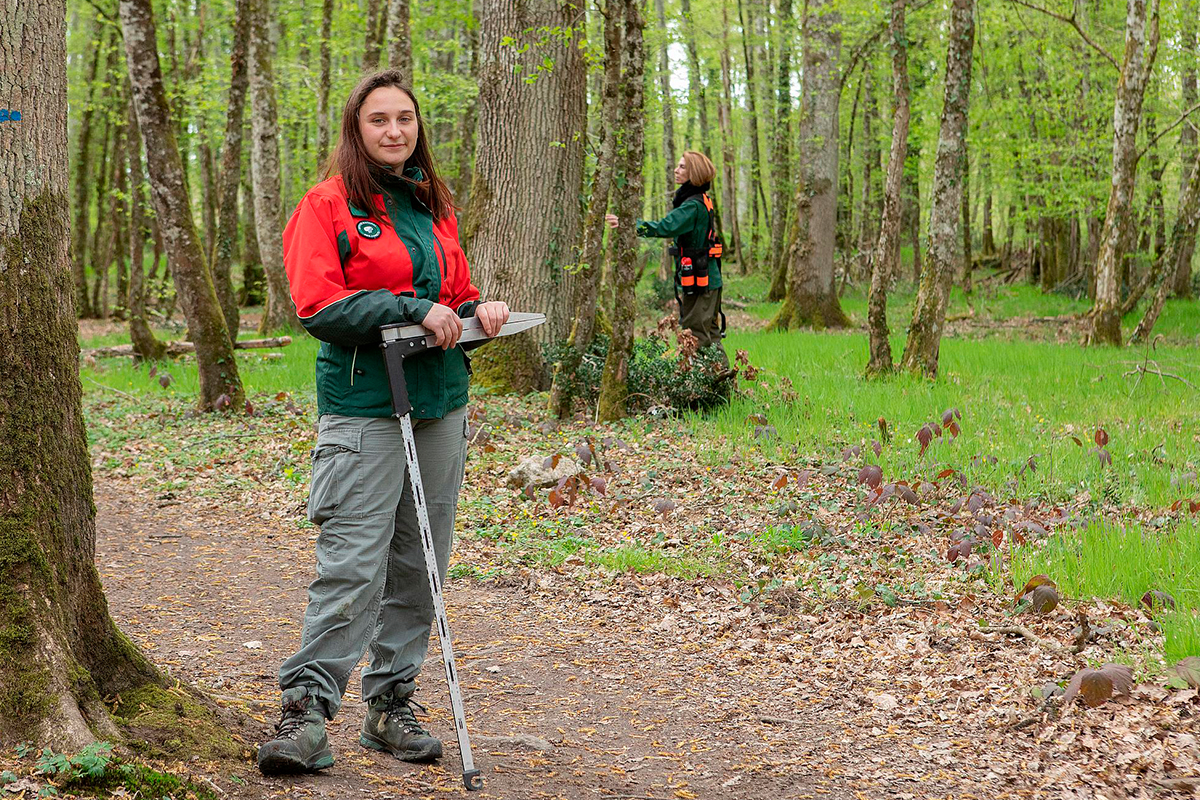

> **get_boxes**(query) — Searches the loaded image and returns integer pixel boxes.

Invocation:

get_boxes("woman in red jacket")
[257,70,508,775]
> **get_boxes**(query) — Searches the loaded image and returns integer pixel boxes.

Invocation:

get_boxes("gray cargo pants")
[279,408,468,719]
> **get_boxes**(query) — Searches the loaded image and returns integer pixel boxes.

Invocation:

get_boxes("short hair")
[681,151,716,186]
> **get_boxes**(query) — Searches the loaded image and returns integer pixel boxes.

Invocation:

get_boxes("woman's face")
[674,157,689,185]
[359,86,419,172]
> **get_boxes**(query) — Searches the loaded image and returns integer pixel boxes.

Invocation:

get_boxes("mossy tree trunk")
[120,0,245,409]
[898,0,974,378]
[1,0,162,749]
[597,0,646,421]
[768,0,849,332]
[462,0,586,392]
[865,0,909,378]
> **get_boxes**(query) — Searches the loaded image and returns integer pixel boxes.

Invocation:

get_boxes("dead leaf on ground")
[1063,663,1133,708]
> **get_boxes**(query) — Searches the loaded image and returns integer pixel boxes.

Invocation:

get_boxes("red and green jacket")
[284,169,481,419]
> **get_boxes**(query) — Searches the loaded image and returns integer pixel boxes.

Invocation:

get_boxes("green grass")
[1005,518,1200,662]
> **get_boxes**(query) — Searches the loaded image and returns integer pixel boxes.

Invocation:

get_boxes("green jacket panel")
[635,196,723,290]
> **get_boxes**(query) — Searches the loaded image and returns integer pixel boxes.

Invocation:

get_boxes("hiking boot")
[257,686,335,775]
[360,690,443,762]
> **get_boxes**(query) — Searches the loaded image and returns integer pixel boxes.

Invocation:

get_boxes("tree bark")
[766,0,793,301]
[364,0,385,70]
[1172,5,1198,298]
[1087,0,1160,346]
[1130,147,1200,343]
[71,17,104,320]
[768,0,849,331]
[981,152,995,255]
[857,69,881,276]
[462,0,586,391]
[960,144,972,292]
[239,171,265,305]
[125,95,168,361]
[655,0,677,281]
[120,0,245,409]
[680,0,710,149]
[210,0,252,342]
[898,0,974,378]
[248,0,297,334]
[385,0,413,80]
[719,0,748,273]
[316,0,333,163]
[453,19,480,204]
[737,0,765,244]
[905,147,921,283]
[1,0,162,749]
[597,0,646,421]
[88,106,113,319]
[865,0,908,377]
[549,0,624,418]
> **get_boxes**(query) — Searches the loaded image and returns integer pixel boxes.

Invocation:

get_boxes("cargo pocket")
[307,423,364,525]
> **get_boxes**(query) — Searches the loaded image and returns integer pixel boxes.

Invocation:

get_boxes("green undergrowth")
[14,741,218,800]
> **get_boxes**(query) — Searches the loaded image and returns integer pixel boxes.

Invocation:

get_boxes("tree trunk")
[655,0,677,282]
[248,0,297,334]
[1,0,162,750]
[719,0,748,273]
[905,148,921,283]
[89,111,113,319]
[316,0,333,164]
[239,172,265,305]
[71,17,104,320]
[680,0,709,150]
[981,152,995,255]
[766,0,793,301]
[125,95,168,361]
[768,0,849,331]
[385,0,413,80]
[211,0,252,342]
[960,145,972,292]
[549,0,623,419]
[865,0,908,377]
[1087,0,1160,346]
[453,20,480,205]
[597,0,646,421]
[120,0,245,409]
[898,0,974,378]
[461,0,586,391]
[106,113,130,319]
[1172,6,1198,298]
[857,69,880,277]
[1130,147,1200,343]
[364,0,385,70]
[737,0,765,246]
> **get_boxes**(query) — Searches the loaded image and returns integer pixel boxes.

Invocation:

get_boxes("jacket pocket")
[307,422,364,525]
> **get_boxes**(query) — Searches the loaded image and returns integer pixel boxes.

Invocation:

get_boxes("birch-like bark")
[898,0,974,377]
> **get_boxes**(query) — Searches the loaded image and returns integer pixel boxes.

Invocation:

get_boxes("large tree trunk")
[1087,0,1160,346]
[71,17,104,320]
[898,0,974,378]
[248,0,297,334]
[363,0,386,71]
[865,0,908,377]
[120,0,245,409]
[549,0,623,419]
[462,0,586,392]
[766,0,793,301]
[597,0,646,421]
[719,0,748,273]
[680,0,709,149]
[212,0,252,342]
[125,95,168,361]
[768,0,849,331]
[316,0,333,163]
[1,0,162,749]
[1130,146,1200,343]
[385,0,413,80]
[1172,6,1198,298]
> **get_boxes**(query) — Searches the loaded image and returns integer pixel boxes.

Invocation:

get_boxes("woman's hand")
[423,303,464,349]
[605,213,619,229]
[476,301,510,338]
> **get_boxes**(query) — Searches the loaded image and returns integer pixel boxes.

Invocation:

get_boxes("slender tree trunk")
[1172,6,1198,298]
[71,18,104,319]
[453,18,480,204]
[1,0,162,750]
[865,0,908,377]
[316,0,333,163]
[768,0,849,331]
[857,70,880,276]
[680,0,709,149]
[385,0,413,80]
[719,0,748,273]
[462,0,586,391]
[960,145,972,292]
[1131,147,1200,342]
[766,0,793,300]
[212,0,252,341]
[549,0,623,418]
[598,0,646,421]
[1087,0,1161,346]
[656,0,677,282]
[89,112,113,319]
[249,0,297,334]
[737,0,765,246]
[125,95,168,361]
[104,116,130,319]
[898,0,974,378]
[364,0,385,70]
[981,152,995,255]
[239,172,265,305]
[120,0,245,409]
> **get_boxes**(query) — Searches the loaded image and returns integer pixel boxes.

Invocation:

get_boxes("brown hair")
[323,70,455,221]
[681,151,716,186]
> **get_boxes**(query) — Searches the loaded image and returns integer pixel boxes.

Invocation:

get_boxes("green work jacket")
[635,195,723,291]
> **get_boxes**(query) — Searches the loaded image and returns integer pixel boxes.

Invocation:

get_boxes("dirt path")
[93,480,1002,800]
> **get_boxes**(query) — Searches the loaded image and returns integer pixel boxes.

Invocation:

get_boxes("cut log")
[83,336,292,358]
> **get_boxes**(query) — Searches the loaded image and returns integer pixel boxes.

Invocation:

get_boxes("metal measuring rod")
[379,311,544,791]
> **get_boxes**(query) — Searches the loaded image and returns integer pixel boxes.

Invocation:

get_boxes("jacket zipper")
[350,346,358,386]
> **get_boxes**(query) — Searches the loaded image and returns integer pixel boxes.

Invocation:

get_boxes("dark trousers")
[678,288,728,367]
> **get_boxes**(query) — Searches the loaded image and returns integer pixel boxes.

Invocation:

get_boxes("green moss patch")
[107,685,240,761]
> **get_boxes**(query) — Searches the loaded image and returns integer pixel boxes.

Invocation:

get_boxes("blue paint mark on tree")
[0,109,22,122]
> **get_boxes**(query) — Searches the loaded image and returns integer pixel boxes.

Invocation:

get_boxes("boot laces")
[274,696,312,740]
[382,694,429,736]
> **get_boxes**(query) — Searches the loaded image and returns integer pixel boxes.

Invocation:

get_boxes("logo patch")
[357,220,382,239]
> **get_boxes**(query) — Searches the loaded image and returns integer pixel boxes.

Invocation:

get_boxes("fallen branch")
[1123,363,1198,392]
[978,625,1060,650]
[82,336,293,359]
[759,715,808,726]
